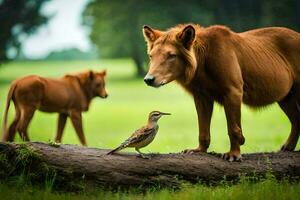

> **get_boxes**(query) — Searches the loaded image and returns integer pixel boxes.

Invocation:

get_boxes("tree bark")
[0,142,300,190]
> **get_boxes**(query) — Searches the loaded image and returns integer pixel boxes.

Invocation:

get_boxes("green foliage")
[0,153,9,178]
[15,143,42,172]
[47,141,60,148]
[82,0,212,58]
[0,0,50,61]
[0,177,299,200]
[44,169,57,192]
[82,0,300,76]
[82,0,212,75]
[0,153,8,166]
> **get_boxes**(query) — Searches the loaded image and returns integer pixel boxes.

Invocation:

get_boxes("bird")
[107,111,171,158]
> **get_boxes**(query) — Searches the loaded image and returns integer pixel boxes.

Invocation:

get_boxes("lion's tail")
[2,82,17,141]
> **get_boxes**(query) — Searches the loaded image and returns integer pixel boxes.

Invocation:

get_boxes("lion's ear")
[143,25,162,43]
[177,25,196,49]
[88,70,94,80]
[100,69,106,76]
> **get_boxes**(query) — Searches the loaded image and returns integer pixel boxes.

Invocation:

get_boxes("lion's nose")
[144,74,155,86]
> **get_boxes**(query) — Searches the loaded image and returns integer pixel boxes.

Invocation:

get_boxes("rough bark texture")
[0,142,299,190]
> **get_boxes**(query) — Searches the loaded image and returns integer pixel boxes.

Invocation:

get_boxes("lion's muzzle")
[144,74,155,86]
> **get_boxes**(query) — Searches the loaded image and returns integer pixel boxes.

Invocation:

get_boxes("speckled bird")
[107,111,171,158]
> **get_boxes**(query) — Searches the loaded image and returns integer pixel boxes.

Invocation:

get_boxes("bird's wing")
[121,126,155,147]
[107,126,155,155]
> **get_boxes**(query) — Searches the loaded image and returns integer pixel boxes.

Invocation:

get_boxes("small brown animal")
[2,70,108,146]
[143,24,300,161]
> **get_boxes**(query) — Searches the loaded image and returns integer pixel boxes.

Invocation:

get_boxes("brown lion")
[143,24,300,161]
[2,70,108,146]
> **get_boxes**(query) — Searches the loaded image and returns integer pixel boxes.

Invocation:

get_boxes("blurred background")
[0,0,299,153]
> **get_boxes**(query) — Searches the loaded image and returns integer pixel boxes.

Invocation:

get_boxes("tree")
[82,0,300,77]
[82,0,147,76]
[0,0,49,62]
[82,0,212,77]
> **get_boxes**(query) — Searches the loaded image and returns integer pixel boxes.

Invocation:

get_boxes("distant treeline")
[43,48,98,61]
[83,0,300,76]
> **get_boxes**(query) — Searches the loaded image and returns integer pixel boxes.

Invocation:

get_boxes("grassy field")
[0,177,300,200]
[0,59,297,152]
[0,59,299,199]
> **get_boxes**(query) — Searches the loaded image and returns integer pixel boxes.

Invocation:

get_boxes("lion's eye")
[149,55,152,59]
[168,54,177,59]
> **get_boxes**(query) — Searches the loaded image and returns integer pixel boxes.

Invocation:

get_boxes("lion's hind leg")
[3,102,21,142]
[17,106,36,142]
[278,89,300,151]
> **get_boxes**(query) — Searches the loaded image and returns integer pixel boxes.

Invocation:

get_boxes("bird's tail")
[107,138,131,155]
[107,145,125,155]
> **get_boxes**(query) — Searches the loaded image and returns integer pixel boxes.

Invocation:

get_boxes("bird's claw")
[137,154,151,159]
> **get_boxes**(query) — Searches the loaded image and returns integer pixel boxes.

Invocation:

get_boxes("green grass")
[0,59,296,153]
[0,177,299,200]
[0,59,299,199]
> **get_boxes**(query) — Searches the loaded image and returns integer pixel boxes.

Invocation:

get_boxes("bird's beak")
[160,112,171,116]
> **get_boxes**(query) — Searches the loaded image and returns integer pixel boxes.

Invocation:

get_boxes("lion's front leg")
[183,94,213,154]
[55,113,67,143]
[222,89,245,162]
[70,111,87,146]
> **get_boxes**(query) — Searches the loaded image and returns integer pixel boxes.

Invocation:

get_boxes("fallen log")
[0,142,299,190]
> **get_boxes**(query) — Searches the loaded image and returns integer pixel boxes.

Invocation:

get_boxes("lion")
[142,24,300,161]
[2,70,108,146]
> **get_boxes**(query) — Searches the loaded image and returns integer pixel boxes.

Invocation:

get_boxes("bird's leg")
[135,148,151,159]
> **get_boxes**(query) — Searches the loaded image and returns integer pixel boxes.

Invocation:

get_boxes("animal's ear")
[100,69,106,76]
[89,70,94,80]
[143,25,162,43]
[177,25,196,49]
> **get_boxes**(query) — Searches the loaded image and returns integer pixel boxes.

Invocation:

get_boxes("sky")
[21,0,91,59]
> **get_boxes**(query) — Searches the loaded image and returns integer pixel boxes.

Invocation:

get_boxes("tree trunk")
[1,142,300,190]
[128,2,146,78]
[132,54,146,77]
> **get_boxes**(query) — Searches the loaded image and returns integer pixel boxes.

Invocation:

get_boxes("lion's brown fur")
[143,24,300,160]
[2,70,108,145]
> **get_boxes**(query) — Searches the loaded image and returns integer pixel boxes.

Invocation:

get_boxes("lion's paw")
[182,147,206,155]
[222,151,242,162]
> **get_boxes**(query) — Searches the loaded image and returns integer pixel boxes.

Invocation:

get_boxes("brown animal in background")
[2,70,108,146]
[143,24,300,161]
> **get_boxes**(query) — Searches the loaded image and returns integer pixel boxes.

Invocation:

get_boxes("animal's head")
[143,24,198,87]
[78,70,108,99]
